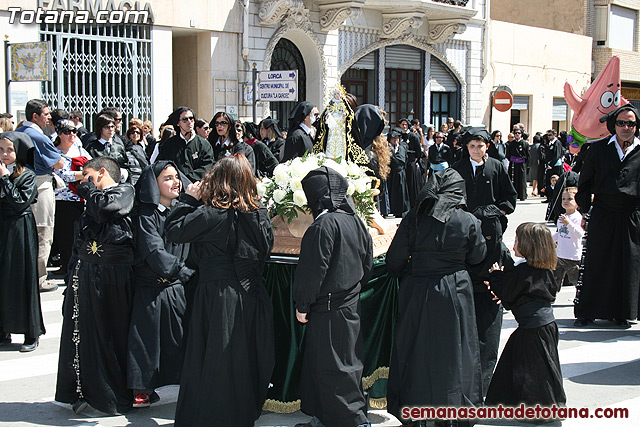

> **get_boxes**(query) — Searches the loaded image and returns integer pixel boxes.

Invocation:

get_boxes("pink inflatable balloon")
[564,56,628,145]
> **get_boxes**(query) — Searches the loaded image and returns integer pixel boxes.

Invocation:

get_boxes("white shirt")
[608,135,640,161]
[470,158,484,175]
[299,123,313,136]
[553,210,584,261]
[180,130,196,144]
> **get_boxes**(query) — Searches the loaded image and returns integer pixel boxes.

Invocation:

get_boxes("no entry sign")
[493,89,513,112]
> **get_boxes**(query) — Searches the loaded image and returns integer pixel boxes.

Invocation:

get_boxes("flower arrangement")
[258,153,375,225]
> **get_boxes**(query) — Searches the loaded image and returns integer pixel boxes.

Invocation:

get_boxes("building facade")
[1,0,487,132]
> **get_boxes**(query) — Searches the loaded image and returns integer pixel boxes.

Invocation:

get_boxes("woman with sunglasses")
[51,119,92,274]
[124,125,150,185]
[207,112,256,173]
[85,114,129,176]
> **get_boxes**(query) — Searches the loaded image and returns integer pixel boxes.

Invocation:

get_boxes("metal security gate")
[40,23,152,129]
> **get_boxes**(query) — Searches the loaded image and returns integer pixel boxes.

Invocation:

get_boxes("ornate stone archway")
[338,33,467,121]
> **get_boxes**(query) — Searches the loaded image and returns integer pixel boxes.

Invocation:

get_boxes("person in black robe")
[357,105,391,216]
[55,157,136,415]
[166,154,274,427]
[542,130,565,201]
[208,112,257,173]
[0,131,45,351]
[574,104,640,327]
[399,118,424,208]
[283,101,317,162]
[293,166,373,427]
[386,168,486,427]
[387,128,410,217]
[126,161,194,408]
[260,118,286,162]
[507,129,529,201]
[84,114,129,176]
[452,128,517,399]
[486,223,566,412]
[488,130,508,169]
[157,106,215,183]
[428,131,453,171]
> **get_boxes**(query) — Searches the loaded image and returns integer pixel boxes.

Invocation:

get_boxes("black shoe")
[72,399,88,414]
[0,333,11,345]
[613,318,631,327]
[573,318,593,327]
[149,391,160,404]
[19,337,38,352]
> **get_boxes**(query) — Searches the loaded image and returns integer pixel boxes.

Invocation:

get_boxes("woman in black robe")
[260,118,286,162]
[386,168,486,427]
[127,161,194,407]
[0,131,45,350]
[166,154,274,427]
[507,129,529,201]
[293,166,373,427]
[387,128,410,217]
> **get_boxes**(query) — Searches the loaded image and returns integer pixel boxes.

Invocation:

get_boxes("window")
[214,79,238,118]
[610,5,637,51]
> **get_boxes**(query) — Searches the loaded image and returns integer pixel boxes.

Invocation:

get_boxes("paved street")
[1,193,639,427]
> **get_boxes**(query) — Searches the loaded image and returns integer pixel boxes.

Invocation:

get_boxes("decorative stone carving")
[259,0,299,25]
[320,6,362,31]
[381,13,424,39]
[427,21,467,44]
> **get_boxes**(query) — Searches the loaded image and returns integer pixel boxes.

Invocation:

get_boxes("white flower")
[274,165,290,188]
[323,158,348,177]
[293,190,307,207]
[346,162,361,177]
[289,158,307,179]
[347,182,355,195]
[257,182,267,198]
[355,177,370,193]
[291,179,303,192]
[273,189,287,203]
[261,177,273,185]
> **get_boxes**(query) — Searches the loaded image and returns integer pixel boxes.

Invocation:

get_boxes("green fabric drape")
[262,256,399,413]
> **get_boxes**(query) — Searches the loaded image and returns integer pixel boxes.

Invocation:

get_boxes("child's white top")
[553,211,584,261]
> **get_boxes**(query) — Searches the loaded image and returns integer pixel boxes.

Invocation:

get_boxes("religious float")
[259,151,399,412]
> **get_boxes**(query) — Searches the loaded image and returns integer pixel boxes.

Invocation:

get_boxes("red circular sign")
[493,90,513,112]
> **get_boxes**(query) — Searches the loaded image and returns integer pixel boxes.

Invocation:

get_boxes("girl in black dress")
[486,222,566,411]
[166,154,274,427]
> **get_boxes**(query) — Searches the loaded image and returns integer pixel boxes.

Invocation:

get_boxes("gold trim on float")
[361,366,389,389]
[262,398,301,413]
[369,396,388,409]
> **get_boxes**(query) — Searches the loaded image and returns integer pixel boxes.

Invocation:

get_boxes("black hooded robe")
[293,167,374,427]
[126,162,193,393]
[402,130,424,208]
[0,132,45,340]
[55,181,136,415]
[386,169,486,422]
[283,101,315,162]
[575,136,640,321]
[166,196,275,427]
[452,155,517,398]
[507,138,529,200]
[388,144,410,217]
[157,134,215,183]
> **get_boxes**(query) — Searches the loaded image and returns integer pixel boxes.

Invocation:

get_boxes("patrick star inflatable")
[564,56,629,147]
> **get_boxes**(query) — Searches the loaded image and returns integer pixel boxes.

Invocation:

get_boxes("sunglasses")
[60,128,77,135]
[181,116,195,123]
[202,125,210,131]
[615,120,637,128]
[131,131,141,135]
[115,117,122,122]
[215,121,229,127]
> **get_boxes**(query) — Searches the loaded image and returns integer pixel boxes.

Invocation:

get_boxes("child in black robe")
[127,161,194,407]
[55,157,136,415]
[486,222,566,411]
[293,166,374,427]
[166,154,274,427]
[0,132,45,351]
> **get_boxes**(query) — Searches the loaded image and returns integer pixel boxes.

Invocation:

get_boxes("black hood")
[136,160,192,206]
[166,106,195,128]
[289,101,314,130]
[415,168,466,223]
[354,104,385,148]
[261,118,283,139]
[301,166,356,218]
[459,126,491,145]
[0,131,35,167]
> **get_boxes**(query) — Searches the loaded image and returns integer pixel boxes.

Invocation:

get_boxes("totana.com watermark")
[8,6,152,25]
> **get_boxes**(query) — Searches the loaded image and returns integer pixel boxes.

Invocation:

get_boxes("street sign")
[493,88,513,112]
[258,70,298,102]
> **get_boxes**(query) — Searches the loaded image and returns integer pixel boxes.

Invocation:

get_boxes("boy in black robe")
[452,128,517,398]
[55,156,136,415]
[157,106,215,182]
[574,104,640,327]
[293,166,373,427]
[387,128,410,217]
[283,101,317,162]
[507,129,529,201]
